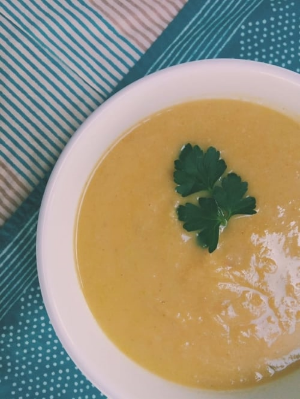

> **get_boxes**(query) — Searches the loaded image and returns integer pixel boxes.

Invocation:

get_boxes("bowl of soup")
[37,59,300,399]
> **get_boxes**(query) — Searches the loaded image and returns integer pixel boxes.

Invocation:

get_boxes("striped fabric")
[90,0,187,51]
[1,1,300,398]
[0,0,186,227]
[0,0,270,329]
[146,0,263,74]
[0,211,38,320]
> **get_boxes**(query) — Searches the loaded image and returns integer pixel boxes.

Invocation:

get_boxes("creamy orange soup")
[76,100,300,390]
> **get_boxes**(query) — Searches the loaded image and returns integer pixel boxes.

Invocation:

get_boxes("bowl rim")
[36,59,300,399]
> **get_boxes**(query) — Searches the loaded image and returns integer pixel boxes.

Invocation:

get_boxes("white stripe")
[0,275,37,320]
[0,209,16,228]
[0,249,36,305]
[0,161,31,204]
[207,0,264,59]
[105,1,158,42]
[87,1,152,51]
[36,1,124,83]
[2,117,51,175]
[0,273,38,321]
[2,44,78,134]
[174,0,238,65]
[89,0,187,52]
[99,1,155,44]
[0,207,11,223]
[2,135,42,184]
[146,1,212,74]
[0,211,38,261]
[145,0,186,19]
[53,0,134,74]
[0,232,36,292]
[81,0,141,60]
[2,100,60,166]
[22,0,115,90]
[3,18,97,117]
[2,18,101,111]
[148,0,179,20]
[3,2,107,92]
[0,184,23,214]
[0,176,24,203]
[130,0,167,27]
[168,0,187,14]
[139,0,179,26]
[195,0,251,60]
[0,268,38,321]
[119,0,164,35]
[0,189,20,211]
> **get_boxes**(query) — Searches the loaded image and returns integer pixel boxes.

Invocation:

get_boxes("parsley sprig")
[174,144,257,253]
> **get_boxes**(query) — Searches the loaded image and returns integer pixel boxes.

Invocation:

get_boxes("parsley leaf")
[177,198,225,253]
[174,144,257,253]
[174,144,227,197]
[213,173,257,218]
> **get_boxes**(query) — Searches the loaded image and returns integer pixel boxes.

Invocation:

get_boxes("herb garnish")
[174,144,227,196]
[174,144,257,253]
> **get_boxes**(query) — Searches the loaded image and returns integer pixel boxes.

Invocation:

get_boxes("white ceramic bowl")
[37,59,300,399]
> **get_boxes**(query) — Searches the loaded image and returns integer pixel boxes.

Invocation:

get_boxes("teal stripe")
[173,0,238,65]
[2,1,107,95]
[76,0,142,61]
[206,0,263,58]
[52,0,129,74]
[3,17,94,119]
[0,212,38,264]
[145,4,207,74]
[30,0,120,86]
[0,233,36,290]
[1,54,76,137]
[146,0,262,73]
[1,121,46,180]
[1,253,36,303]
[0,212,39,260]
[1,111,53,171]
[12,0,112,95]
[0,209,37,318]
[2,127,46,179]
[1,66,66,150]
[193,0,257,60]
[0,142,37,188]
[41,0,124,80]
[2,88,61,158]
[0,272,37,321]
[1,16,98,111]
[0,237,36,296]
[57,0,137,68]
[0,250,36,301]
[0,260,37,321]
[0,246,36,300]
[2,33,81,128]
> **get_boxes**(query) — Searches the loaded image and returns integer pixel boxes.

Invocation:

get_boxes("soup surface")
[76,100,300,389]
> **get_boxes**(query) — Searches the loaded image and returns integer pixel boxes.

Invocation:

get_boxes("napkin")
[1,1,300,398]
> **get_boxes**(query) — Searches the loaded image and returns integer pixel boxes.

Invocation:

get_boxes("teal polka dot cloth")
[1,1,300,398]
[1,283,105,398]
[239,0,300,70]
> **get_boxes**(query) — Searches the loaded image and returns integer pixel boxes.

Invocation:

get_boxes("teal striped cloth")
[1,1,300,398]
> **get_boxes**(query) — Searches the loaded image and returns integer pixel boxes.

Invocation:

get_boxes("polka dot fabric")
[221,0,300,73]
[0,280,106,399]
[1,1,300,399]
